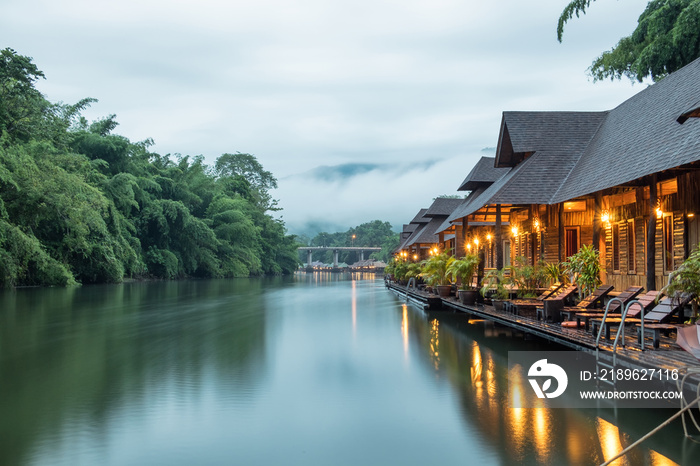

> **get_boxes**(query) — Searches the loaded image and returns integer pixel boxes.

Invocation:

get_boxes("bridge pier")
[306,249,313,272]
[360,250,364,261]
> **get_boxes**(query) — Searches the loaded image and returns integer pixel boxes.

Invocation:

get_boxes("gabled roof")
[424,197,463,217]
[409,208,430,224]
[552,57,700,203]
[457,156,511,191]
[406,216,447,246]
[495,111,607,168]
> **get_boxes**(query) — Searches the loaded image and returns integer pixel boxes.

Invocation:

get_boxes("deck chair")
[537,285,578,322]
[509,283,564,315]
[642,292,693,323]
[561,285,614,319]
[573,290,658,331]
[604,286,644,313]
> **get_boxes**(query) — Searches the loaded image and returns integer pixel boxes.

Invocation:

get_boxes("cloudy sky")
[2,0,652,235]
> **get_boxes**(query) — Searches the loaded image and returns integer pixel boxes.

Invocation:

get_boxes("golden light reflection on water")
[401,304,409,361]
[429,319,440,371]
[351,280,357,336]
[532,402,552,464]
[597,417,628,466]
[649,450,680,466]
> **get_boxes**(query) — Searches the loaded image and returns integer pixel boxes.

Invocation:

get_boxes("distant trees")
[558,0,700,82]
[304,220,399,264]
[0,48,299,288]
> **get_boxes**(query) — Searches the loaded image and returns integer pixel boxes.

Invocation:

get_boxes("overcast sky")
[2,0,652,235]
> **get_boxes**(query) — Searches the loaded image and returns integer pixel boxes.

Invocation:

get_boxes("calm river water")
[1,273,698,465]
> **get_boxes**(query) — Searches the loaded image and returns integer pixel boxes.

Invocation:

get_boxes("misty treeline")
[0,48,299,288]
[299,220,400,264]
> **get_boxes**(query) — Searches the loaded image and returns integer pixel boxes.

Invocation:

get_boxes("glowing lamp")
[511,226,518,236]
[656,207,663,219]
[601,211,610,223]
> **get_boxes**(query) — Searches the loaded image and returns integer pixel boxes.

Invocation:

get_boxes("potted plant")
[512,257,548,298]
[543,261,569,287]
[563,244,601,300]
[447,253,480,304]
[420,252,454,298]
[480,268,511,311]
[660,244,700,323]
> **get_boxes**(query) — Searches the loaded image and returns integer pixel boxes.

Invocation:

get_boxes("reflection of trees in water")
[402,308,692,465]
[0,278,272,466]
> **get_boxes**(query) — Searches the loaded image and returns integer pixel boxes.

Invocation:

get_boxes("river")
[0,273,698,465]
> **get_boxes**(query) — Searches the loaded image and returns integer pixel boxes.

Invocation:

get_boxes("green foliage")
[305,220,398,264]
[558,0,700,82]
[0,48,299,287]
[563,244,602,299]
[480,268,512,300]
[446,253,480,290]
[511,257,549,298]
[543,261,570,286]
[660,243,700,322]
[420,253,454,287]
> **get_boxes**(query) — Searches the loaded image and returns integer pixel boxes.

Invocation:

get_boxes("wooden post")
[495,205,503,270]
[455,222,464,258]
[592,192,602,252]
[558,203,565,262]
[646,175,658,291]
[461,217,469,257]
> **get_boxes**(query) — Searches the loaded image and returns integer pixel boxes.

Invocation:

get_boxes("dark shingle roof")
[424,197,463,217]
[496,111,608,168]
[409,208,430,224]
[552,57,700,203]
[406,216,447,246]
[457,157,511,191]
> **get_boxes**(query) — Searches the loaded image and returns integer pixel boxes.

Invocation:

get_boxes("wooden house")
[429,56,700,291]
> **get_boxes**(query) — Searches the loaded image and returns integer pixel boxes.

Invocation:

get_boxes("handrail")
[626,299,646,352]
[595,297,624,351]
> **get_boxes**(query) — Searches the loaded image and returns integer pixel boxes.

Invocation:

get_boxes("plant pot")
[492,299,506,312]
[436,285,452,298]
[458,289,478,305]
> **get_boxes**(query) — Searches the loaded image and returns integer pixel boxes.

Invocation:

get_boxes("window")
[627,220,636,273]
[565,227,579,259]
[612,223,620,271]
[663,215,674,271]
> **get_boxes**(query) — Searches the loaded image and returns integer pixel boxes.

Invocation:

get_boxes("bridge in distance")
[298,246,382,271]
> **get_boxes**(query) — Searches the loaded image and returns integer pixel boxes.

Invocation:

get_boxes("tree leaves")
[558,0,700,82]
[0,49,300,286]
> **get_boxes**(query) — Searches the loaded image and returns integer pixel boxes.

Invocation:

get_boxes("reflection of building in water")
[429,319,440,371]
[402,308,684,465]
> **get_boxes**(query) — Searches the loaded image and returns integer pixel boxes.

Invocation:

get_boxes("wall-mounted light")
[656,207,663,219]
[474,238,479,248]
[466,243,472,251]
[486,233,492,241]
[688,213,695,218]
[511,226,519,236]
[533,218,540,231]
[601,210,610,223]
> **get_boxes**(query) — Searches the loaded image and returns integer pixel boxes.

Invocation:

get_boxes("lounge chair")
[604,286,644,312]
[641,292,693,323]
[575,290,659,332]
[509,283,564,315]
[591,292,691,341]
[560,285,614,320]
[536,285,578,322]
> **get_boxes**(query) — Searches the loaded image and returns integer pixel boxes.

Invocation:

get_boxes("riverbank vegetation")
[0,48,299,288]
[301,220,400,264]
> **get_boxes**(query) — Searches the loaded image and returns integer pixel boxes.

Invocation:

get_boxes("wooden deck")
[386,281,700,391]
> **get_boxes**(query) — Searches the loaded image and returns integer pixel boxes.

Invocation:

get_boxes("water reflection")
[0,276,695,466]
[403,307,698,466]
